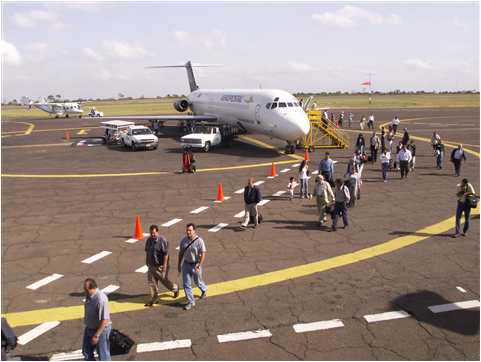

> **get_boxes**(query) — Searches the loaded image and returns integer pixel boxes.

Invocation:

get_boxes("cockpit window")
[274,97,279,102]
[266,103,271,109]
[279,102,287,107]
[271,103,278,109]
[287,102,293,107]
[294,102,299,107]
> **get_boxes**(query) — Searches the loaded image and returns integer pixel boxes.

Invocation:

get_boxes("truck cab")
[180,125,222,152]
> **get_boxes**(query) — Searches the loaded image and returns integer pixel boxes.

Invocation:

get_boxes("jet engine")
[174,99,190,112]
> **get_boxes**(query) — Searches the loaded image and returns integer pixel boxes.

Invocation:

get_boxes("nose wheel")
[285,142,296,154]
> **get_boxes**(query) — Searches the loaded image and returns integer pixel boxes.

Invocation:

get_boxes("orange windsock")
[304,148,309,161]
[216,183,225,202]
[134,216,143,240]
[270,162,277,177]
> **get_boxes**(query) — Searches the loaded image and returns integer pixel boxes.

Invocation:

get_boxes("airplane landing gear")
[284,141,296,154]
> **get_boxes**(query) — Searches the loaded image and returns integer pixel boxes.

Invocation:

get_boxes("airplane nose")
[287,113,310,139]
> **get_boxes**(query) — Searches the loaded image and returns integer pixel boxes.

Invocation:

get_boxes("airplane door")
[255,104,261,125]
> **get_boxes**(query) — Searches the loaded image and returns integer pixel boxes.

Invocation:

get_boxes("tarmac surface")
[1,107,479,360]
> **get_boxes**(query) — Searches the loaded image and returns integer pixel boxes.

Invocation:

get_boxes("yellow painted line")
[77,129,87,135]
[24,123,35,135]
[1,134,12,138]
[1,121,35,136]
[197,159,299,173]
[2,126,100,135]
[2,143,73,149]
[3,207,479,328]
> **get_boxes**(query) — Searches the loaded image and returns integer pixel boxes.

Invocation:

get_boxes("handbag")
[465,193,478,208]
[109,328,135,355]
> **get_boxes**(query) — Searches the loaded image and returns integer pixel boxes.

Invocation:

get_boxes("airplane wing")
[94,115,218,122]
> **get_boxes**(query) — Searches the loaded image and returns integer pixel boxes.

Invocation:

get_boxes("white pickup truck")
[121,125,159,151]
[180,126,222,152]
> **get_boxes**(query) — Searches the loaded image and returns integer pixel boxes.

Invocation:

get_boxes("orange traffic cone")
[134,216,143,240]
[304,148,309,161]
[270,162,277,177]
[216,183,225,202]
[64,131,70,141]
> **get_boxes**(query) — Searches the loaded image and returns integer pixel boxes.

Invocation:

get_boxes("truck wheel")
[204,141,211,152]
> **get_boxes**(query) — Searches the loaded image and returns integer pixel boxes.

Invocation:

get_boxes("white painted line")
[135,265,148,273]
[456,286,467,293]
[81,251,112,264]
[17,321,60,345]
[234,210,245,218]
[363,311,411,323]
[102,285,119,295]
[190,206,209,214]
[208,223,229,233]
[253,180,265,186]
[217,329,272,343]
[293,319,344,333]
[273,191,286,197]
[293,163,300,167]
[26,274,63,290]
[50,349,88,361]
[214,196,231,203]
[429,300,480,313]
[175,246,180,250]
[234,188,245,194]
[137,339,192,353]
[267,176,276,179]
[143,232,150,237]
[280,168,291,173]
[161,218,183,227]
[125,238,138,244]
[312,170,319,175]
[258,199,270,206]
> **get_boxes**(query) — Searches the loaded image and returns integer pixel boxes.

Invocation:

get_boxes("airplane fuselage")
[34,103,83,117]
[188,89,310,142]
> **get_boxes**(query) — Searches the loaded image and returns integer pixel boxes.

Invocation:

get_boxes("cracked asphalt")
[1,107,479,360]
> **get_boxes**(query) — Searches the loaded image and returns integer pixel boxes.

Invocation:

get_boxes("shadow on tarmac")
[391,290,480,336]
[389,230,453,238]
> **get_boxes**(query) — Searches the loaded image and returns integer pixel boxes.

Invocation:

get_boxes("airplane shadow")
[391,290,479,335]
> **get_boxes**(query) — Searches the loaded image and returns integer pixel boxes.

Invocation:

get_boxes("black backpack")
[109,329,135,355]
[465,194,478,209]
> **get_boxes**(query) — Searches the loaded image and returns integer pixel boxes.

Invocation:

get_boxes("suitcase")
[109,328,135,355]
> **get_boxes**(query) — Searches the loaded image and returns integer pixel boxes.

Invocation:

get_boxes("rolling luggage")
[109,329,135,355]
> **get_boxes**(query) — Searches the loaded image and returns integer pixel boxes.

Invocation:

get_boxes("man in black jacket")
[241,178,262,229]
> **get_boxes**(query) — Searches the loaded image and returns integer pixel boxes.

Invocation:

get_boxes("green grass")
[1,94,479,121]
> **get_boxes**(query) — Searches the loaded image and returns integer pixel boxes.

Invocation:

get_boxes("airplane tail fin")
[20,96,32,106]
[146,61,221,93]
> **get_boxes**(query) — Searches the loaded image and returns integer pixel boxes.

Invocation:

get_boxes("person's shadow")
[391,290,479,335]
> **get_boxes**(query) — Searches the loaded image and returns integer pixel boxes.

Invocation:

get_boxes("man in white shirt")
[368,114,375,130]
[391,116,400,134]
[450,144,467,177]
[397,145,413,179]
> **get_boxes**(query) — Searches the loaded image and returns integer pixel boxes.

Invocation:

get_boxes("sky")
[1,1,479,101]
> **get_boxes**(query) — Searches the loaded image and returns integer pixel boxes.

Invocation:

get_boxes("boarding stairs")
[302,110,349,150]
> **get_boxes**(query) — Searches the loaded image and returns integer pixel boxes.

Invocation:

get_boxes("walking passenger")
[369,131,381,163]
[82,278,112,361]
[453,178,476,238]
[331,179,350,232]
[299,160,310,198]
[393,141,403,170]
[178,223,207,310]
[360,115,366,130]
[318,152,334,185]
[401,128,410,146]
[367,114,375,130]
[407,140,416,171]
[144,225,179,307]
[397,144,413,179]
[392,116,400,134]
[431,131,441,150]
[313,175,334,226]
[287,176,298,200]
[435,141,445,169]
[380,126,386,150]
[355,133,365,154]
[380,149,391,182]
[241,178,262,228]
[348,112,353,128]
[451,144,467,177]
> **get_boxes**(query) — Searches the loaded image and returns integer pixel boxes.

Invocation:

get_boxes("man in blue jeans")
[453,178,476,238]
[178,223,207,310]
[82,278,112,361]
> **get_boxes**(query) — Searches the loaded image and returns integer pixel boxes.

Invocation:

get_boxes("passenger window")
[294,102,299,107]
[271,103,278,109]
[274,97,279,101]
[266,103,271,109]
[287,102,293,107]
[279,102,287,107]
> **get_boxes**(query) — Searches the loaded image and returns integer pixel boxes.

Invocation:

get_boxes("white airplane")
[100,61,310,153]
[21,96,84,118]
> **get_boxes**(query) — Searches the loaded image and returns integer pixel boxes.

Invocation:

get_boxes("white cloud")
[13,10,65,30]
[28,42,48,51]
[103,40,150,59]
[98,69,130,81]
[287,61,316,72]
[312,5,401,28]
[404,58,433,70]
[83,47,104,61]
[174,29,226,49]
[1,40,22,66]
